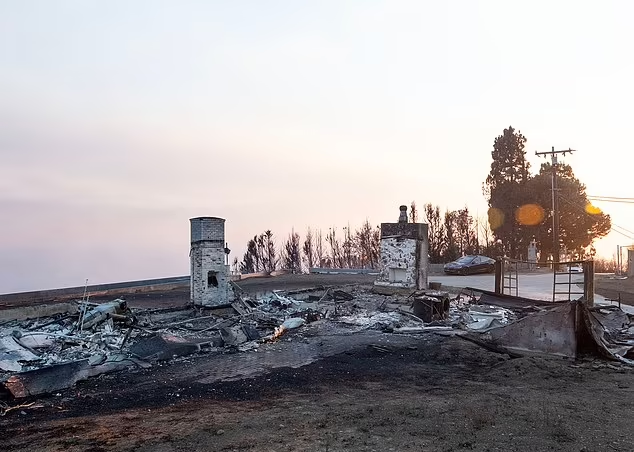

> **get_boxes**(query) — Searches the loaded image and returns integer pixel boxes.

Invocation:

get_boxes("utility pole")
[535,147,576,264]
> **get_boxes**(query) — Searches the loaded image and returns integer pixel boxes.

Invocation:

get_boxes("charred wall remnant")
[190,217,234,307]
[374,206,429,291]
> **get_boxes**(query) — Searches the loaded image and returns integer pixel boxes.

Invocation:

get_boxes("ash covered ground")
[1,274,634,452]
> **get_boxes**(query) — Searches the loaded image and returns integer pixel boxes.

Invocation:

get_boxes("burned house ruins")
[374,205,429,291]
[1,210,634,407]
[190,217,234,307]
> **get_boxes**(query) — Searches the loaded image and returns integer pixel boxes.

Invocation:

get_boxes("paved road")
[431,271,584,301]
[430,271,634,314]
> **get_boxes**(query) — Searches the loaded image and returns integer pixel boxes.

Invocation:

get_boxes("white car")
[568,264,583,273]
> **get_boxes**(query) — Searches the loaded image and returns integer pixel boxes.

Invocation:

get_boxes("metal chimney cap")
[398,205,408,223]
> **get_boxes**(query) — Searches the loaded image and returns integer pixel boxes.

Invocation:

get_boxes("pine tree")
[484,126,532,258]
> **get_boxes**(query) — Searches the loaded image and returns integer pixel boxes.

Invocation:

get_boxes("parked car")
[443,255,496,275]
[568,264,583,273]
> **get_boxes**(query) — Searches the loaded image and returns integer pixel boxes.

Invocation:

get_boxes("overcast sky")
[1,0,633,293]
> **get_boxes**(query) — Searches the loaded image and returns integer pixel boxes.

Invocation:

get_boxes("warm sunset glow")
[0,1,632,292]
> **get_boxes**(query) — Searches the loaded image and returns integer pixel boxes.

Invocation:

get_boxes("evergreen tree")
[484,126,532,258]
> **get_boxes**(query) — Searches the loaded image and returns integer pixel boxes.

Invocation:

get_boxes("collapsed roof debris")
[457,289,634,360]
[583,304,634,365]
[2,281,634,401]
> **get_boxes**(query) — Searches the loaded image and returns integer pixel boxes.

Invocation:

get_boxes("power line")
[585,199,634,235]
[610,225,634,241]
[558,194,634,241]
[585,197,634,235]
[612,223,634,236]
[558,195,634,241]
[588,197,634,204]
[560,194,634,233]
[588,195,634,201]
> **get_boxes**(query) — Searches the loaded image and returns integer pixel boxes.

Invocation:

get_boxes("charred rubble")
[2,280,634,406]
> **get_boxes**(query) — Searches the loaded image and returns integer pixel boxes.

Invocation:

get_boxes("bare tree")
[424,203,446,263]
[281,229,302,273]
[326,227,344,268]
[371,225,380,268]
[241,232,272,273]
[479,215,495,255]
[410,201,418,223]
[302,227,315,270]
[256,234,266,270]
[315,229,325,267]
[342,224,355,268]
[240,237,258,273]
[240,248,255,274]
[355,219,380,268]
[263,230,277,273]
[455,207,478,256]
[444,210,459,261]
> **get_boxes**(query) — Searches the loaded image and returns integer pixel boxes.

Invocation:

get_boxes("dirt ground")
[595,275,634,306]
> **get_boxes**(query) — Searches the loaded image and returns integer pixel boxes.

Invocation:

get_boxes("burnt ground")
[2,331,634,452]
[2,274,634,451]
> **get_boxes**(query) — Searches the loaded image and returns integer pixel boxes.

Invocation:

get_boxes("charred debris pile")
[2,282,634,405]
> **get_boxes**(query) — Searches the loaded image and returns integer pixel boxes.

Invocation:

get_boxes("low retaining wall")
[309,268,379,275]
[0,276,190,305]
[0,302,78,322]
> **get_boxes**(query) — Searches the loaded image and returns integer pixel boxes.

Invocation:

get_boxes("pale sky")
[1,0,633,293]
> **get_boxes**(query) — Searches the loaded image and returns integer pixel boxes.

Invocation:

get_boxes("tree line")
[237,221,381,274]
[237,204,502,274]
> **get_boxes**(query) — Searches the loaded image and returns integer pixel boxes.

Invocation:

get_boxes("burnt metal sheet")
[485,303,577,358]
[129,334,206,361]
[2,357,139,398]
[4,359,89,397]
[468,288,567,310]
[0,337,39,372]
[583,305,634,365]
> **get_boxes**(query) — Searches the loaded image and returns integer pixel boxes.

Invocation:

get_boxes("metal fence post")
[583,260,595,307]
[494,259,503,294]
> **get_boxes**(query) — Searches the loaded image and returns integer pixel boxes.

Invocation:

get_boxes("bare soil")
[595,275,634,306]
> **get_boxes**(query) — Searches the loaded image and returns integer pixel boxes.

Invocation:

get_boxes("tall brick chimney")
[190,217,234,306]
